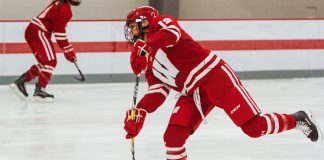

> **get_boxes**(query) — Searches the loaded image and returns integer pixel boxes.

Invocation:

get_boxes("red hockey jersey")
[137,16,224,113]
[30,0,72,50]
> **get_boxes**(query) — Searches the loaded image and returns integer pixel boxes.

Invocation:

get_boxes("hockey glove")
[63,47,76,62]
[130,39,152,76]
[124,108,147,139]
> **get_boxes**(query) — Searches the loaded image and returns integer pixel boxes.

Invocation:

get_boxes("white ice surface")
[0,78,324,160]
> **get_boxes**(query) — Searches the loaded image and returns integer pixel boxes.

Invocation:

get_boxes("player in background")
[9,0,81,102]
[123,6,323,160]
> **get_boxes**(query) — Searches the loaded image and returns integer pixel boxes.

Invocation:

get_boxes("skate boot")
[9,74,28,100]
[294,110,323,142]
[32,83,54,103]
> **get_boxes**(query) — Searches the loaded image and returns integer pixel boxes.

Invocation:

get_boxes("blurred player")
[123,6,323,160]
[9,0,82,102]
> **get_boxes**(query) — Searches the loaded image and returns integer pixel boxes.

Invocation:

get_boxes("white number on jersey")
[152,49,179,87]
[157,18,181,43]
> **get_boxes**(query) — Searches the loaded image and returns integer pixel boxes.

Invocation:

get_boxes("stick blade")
[74,75,86,81]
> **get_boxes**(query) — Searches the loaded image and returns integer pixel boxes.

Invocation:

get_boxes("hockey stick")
[129,42,147,160]
[73,60,86,81]
[130,75,140,160]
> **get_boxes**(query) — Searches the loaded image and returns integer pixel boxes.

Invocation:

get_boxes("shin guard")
[241,113,296,138]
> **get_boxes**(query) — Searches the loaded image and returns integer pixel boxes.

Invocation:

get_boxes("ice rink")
[0,78,324,160]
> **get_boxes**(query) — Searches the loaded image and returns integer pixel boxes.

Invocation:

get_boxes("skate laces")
[296,120,312,137]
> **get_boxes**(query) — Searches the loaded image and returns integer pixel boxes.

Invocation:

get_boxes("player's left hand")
[130,39,152,76]
[64,48,76,62]
[124,108,147,139]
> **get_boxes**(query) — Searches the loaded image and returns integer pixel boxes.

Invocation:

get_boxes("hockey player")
[123,6,322,160]
[9,0,81,102]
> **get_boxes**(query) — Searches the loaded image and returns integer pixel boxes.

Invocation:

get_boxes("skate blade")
[9,83,28,100]
[32,96,54,103]
[308,110,323,142]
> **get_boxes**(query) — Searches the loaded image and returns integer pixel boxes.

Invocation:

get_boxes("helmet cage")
[124,6,159,43]
[124,18,145,43]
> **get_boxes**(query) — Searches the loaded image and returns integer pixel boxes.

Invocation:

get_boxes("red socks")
[241,113,296,138]
[24,64,54,88]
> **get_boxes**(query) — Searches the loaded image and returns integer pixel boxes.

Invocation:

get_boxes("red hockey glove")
[63,47,76,62]
[130,39,152,76]
[124,108,147,139]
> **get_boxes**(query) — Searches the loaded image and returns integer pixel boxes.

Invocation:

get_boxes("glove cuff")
[63,45,74,53]
[64,48,74,54]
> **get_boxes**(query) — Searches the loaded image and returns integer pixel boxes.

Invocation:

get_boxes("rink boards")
[1,19,324,82]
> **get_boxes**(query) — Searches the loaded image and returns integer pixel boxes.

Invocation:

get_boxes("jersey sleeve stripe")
[162,26,181,42]
[147,88,168,97]
[38,5,53,19]
[54,32,68,40]
[149,84,164,90]
[63,44,73,49]
[55,37,68,40]
[54,32,67,36]
[149,83,170,90]
[166,25,181,34]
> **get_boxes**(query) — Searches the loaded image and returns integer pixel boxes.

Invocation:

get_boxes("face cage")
[124,24,136,44]
[124,19,144,43]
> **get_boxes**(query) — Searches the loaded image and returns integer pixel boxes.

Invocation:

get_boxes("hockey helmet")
[124,6,159,43]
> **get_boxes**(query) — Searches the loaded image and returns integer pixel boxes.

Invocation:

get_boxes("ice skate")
[294,110,323,142]
[32,83,54,103]
[9,74,28,100]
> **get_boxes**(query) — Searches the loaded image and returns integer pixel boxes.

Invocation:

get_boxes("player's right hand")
[130,40,151,76]
[124,108,147,139]
[64,48,76,62]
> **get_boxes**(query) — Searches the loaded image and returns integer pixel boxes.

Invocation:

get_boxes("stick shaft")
[130,75,140,160]
[133,76,140,107]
